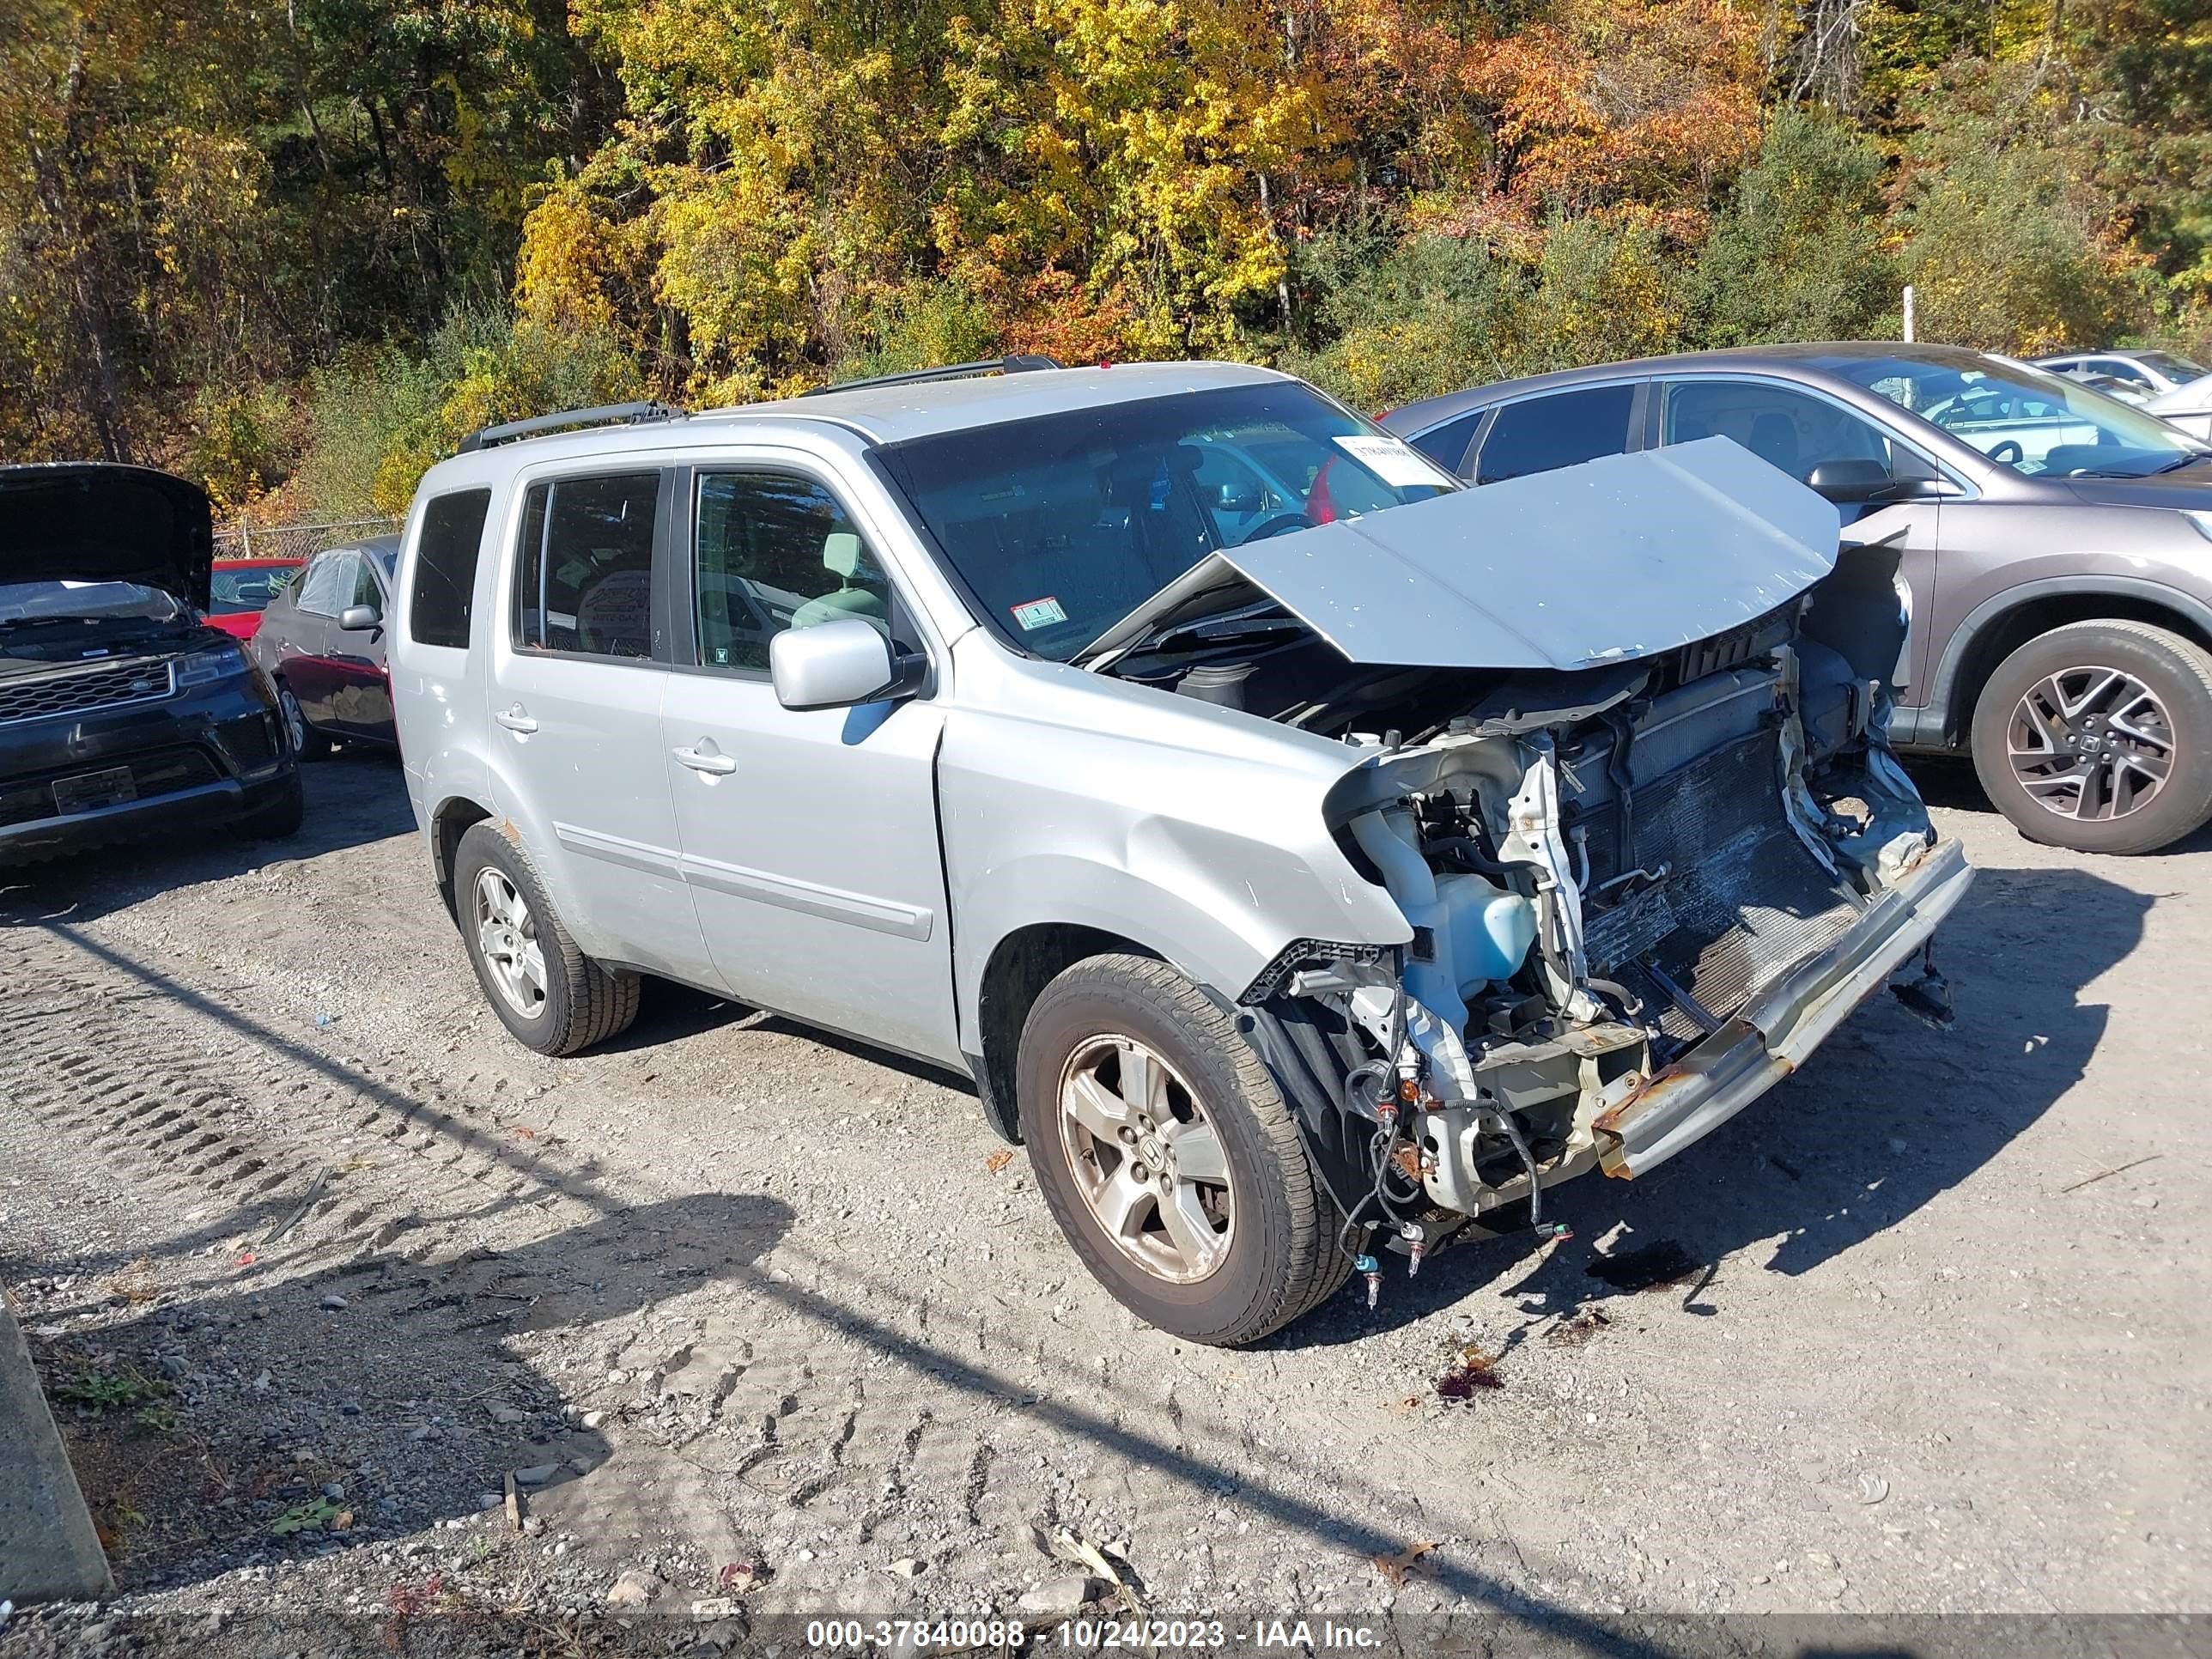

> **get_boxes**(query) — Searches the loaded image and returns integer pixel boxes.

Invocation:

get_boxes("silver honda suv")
[389,360,1971,1345]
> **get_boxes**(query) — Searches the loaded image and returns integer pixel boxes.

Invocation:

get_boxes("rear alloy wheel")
[1972,619,2212,854]
[452,822,641,1055]
[1016,955,1347,1346]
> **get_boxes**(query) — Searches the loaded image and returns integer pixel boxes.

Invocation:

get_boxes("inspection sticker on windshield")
[1010,595,1067,631]
[1334,434,1441,487]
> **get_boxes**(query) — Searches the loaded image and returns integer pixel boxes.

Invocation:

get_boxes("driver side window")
[295,551,356,617]
[691,472,891,672]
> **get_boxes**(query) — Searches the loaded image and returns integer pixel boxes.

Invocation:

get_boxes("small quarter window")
[513,472,661,659]
[408,489,492,649]
[1407,409,1486,475]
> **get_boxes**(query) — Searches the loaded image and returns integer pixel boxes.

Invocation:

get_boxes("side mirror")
[1216,481,1261,513]
[1804,459,1893,503]
[769,617,922,712]
[337,603,382,632]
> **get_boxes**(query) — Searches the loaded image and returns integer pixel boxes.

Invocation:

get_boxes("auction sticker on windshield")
[1333,434,1446,487]
[1011,595,1067,630]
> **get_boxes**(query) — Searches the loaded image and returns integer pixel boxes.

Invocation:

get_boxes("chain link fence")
[212,516,398,562]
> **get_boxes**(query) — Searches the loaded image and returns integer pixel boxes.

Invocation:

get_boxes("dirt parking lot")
[2,753,2208,1656]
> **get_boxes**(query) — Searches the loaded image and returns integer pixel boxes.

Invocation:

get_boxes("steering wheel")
[1986,439,2025,465]
[1234,511,1315,545]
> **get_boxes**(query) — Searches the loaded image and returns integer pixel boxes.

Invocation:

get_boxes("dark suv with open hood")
[1,464,302,866]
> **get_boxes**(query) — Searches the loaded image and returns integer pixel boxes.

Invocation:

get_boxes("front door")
[1657,378,1945,703]
[659,465,958,1066]
[326,551,395,740]
[272,549,348,725]
[488,465,718,988]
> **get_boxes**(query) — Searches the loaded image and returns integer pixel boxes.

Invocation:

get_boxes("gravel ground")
[1,750,2207,1656]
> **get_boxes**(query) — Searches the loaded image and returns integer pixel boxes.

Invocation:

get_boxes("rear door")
[487,465,720,988]
[1656,376,1948,702]
[659,460,959,1066]
[1468,382,1643,484]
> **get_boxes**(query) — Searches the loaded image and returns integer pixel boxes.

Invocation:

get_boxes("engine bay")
[1201,570,1950,1291]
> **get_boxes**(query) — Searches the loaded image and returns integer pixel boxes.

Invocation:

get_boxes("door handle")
[495,704,538,734]
[672,743,737,776]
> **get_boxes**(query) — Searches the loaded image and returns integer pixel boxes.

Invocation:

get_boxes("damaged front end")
[1093,439,1974,1285]
[1244,611,1968,1279]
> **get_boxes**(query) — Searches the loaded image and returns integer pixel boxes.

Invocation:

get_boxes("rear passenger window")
[513,472,660,659]
[1407,410,1486,474]
[1474,386,1636,484]
[408,488,492,649]
[692,473,890,671]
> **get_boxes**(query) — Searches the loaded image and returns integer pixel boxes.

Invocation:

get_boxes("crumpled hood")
[0,464,215,610]
[1083,437,1842,671]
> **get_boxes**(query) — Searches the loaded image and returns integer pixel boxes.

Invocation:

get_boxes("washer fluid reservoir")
[1435,871,1539,994]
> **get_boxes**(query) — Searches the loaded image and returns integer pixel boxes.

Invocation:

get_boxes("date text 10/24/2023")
[801,1618,1386,1650]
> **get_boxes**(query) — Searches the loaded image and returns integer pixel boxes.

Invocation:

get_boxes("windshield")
[209,563,297,616]
[1838,354,2209,477]
[0,579,185,627]
[876,382,1455,659]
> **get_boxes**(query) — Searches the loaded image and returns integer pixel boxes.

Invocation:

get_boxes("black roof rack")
[799,354,1063,398]
[457,400,688,454]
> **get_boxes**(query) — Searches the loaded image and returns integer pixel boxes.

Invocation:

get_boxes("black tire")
[234,771,305,841]
[451,822,641,1056]
[1016,954,1348,1346]
[1970,619,2212,855]
[276,681,333,760]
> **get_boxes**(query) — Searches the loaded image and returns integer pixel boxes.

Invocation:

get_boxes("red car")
[204,556,304,641]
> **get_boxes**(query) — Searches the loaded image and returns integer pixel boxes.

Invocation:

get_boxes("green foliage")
[1692,110,1896,347]
[291,306,642,517]
[1520,215,1689,371]
[2,0,2203,481]
[187,386,298,514]
[269,1496,343,1537]
[1284,233,1532,411]
[295,347,451,519]
[53,1364,163,1414]
[1286,215,1687,411]
[1893,67,2148,352]
[835,281,1003,383]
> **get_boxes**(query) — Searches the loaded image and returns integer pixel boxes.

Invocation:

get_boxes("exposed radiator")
[1580,726,1862,1043]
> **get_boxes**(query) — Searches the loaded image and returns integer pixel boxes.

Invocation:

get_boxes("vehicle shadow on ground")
[0,750,412,927]
[13,917,638,1273]
[1279,860,2151,1348]
[19,1190,793,1596]
[1907,755,2212,856]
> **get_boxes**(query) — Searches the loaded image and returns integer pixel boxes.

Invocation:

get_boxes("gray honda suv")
[389,360,1969,1344]
[1381,343,2212,854]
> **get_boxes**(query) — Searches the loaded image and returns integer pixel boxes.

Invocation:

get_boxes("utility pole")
[1902,284,1917,343]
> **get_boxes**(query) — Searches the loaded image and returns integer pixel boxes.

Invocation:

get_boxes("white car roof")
[409,362,1298,498]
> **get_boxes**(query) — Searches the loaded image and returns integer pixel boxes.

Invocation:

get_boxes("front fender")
[939,642,1412,1036]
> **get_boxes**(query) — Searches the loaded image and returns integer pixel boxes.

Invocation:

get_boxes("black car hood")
[0,464,215,609]
[2063,459,2212,509]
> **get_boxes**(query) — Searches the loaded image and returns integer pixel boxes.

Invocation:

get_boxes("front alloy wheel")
[2005,664,2172,823]
[1058,1034,1234,1283]
[1972,619,2212,854]
[1016,954,1348,1346]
